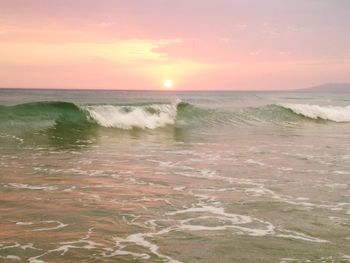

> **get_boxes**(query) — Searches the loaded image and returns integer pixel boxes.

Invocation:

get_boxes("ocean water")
[0,89,349,263]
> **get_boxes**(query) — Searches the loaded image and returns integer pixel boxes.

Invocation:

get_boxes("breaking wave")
[0,101,186,131]
[0,101,349,134]
[279,103,350,122]
[82,103,178,130]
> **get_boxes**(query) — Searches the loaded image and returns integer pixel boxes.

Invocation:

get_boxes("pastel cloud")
[0,0,349,90]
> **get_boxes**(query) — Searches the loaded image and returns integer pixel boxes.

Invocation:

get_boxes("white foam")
[276,229,328,243]
[279,258,298,263]
[280,103,350,122]
[82,102,178,129]
[32,221,68,232]
[0,255,21,261]
[166,203,279,237]
[167,205,252,224]
[28,228,103,263]
[7,183,57,191]
[244,159,266,166]
[333,170,350,175]
[104,230,182,263]
[16,222,34,226]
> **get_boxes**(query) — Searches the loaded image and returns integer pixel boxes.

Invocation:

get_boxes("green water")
[0,89,349,262]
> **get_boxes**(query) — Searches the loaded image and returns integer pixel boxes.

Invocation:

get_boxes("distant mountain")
[300,83,350,92]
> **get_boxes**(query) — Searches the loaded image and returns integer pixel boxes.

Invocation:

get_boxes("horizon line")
[1,82,349,92]
[0,86,325,93]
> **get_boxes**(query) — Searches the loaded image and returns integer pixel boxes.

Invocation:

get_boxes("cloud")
[234,23,248,31]
[95,22,115,28]
[0,39,181,64]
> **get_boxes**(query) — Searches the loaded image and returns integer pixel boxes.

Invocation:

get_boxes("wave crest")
[82,102,178,129]
[1,101,349,134]
[279,103,350,122]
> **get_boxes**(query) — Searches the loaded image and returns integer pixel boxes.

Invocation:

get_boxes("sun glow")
[163,80,173,89]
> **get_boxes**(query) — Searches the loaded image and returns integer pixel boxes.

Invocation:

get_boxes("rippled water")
[0,89,349,262]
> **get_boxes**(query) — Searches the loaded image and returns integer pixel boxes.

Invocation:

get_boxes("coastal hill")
[299,83,350,92]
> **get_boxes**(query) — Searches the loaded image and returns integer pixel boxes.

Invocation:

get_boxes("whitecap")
[82,102,178,129]
[280,103,350,122]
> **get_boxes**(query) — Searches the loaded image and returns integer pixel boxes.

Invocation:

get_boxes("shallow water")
[0,90,349,262]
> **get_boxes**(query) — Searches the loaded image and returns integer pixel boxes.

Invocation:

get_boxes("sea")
[0,89,349,263]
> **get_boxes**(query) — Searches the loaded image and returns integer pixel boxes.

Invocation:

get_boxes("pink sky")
[0,0,349,90]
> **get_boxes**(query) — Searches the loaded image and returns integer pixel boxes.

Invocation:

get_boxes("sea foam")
[280,103,350,122]
[82,102,178,129]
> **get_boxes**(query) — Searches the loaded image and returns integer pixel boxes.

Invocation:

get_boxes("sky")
[0,0,349,90]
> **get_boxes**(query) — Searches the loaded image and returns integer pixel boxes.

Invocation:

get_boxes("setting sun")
[163,80,173,89]
[1,1,349,262]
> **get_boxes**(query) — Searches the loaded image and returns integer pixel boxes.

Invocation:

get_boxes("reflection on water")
[1,124,350,263]
[1,90,350,262]
[0,118,192,151]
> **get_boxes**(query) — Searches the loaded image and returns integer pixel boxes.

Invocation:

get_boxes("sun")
[163,80,173,89]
